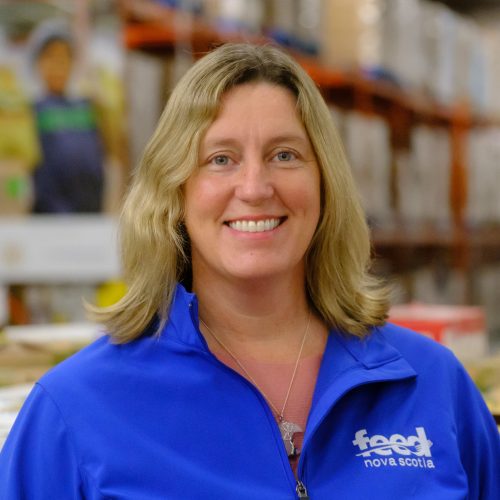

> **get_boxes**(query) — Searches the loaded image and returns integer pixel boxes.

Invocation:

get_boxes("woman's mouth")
[225,217,286,233]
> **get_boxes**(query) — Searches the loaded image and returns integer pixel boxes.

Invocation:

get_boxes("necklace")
[199,312,311,458]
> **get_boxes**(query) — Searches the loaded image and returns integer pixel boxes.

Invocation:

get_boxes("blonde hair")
[90,43,389,343]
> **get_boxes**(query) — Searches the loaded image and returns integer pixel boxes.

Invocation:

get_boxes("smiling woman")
[185,82,321,286]
[0,43,499,499]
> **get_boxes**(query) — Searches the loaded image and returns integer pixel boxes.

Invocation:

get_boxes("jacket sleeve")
[454,361,500,500]
[0,383,86,499]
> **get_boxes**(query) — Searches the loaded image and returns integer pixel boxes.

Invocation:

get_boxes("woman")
[1,43,499,499]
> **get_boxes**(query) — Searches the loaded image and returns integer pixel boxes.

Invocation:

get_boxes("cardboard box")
[320,0,424,89]
[389,303,488,361]
[320,0,384,70]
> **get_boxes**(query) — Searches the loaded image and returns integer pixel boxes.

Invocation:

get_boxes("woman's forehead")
[202,82,308,143]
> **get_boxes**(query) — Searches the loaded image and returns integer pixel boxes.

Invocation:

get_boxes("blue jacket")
[1,284,499,499]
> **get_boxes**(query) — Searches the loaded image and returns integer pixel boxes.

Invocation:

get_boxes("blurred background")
[1,0,500,439]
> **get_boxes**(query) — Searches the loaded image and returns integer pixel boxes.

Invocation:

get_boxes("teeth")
[228,218,281,233]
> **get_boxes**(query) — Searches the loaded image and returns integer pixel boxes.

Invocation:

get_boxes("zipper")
[188,301,307,498]
[296,480,309,498]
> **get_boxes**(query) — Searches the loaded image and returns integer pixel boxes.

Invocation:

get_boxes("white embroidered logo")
[352,427,435,469]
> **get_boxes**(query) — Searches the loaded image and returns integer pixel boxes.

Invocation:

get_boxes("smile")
[226,218,284,233]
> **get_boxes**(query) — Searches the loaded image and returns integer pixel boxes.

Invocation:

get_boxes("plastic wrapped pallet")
[411,266,467,306]
[343,111,392,222]
[381,0,424,89]
[467,27,488,114]
[454,17,486,111]
[420,1,457,105]
[478,264,500,340]
[319,0,388,73]
[125,51,170,167]
[328,104,345,137]
[397,126,451,225]
[203,0,265,33]
[296,0,321,54]
[466,127,500,225]
[421,2,487,111]
[395,150,419,223]
[412,126,451,225]
[320,0,425,89]
[481,29,500,117]
[265,0,298,47]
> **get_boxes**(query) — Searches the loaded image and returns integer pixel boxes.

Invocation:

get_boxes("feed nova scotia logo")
[352,427,435,469]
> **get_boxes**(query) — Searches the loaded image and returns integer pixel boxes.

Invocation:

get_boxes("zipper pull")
[296,480,309,499]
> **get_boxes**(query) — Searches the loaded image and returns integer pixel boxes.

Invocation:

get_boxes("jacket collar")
[166,283,417,407]
[163,283,208,351]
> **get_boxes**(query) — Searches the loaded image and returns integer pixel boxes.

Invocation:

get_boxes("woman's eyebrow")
[266,134,310,147]
[202,137,240,150]
[203,134,309,150]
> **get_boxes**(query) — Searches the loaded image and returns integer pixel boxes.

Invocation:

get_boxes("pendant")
[279,420,302,458]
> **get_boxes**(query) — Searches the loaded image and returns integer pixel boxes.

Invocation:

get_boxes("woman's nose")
[234,158,274,203]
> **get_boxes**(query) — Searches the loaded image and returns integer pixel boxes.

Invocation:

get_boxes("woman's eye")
[275,151,296,161]
[211,155,230,166]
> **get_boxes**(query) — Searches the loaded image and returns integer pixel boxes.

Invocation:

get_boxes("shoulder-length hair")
[90,43,389,343]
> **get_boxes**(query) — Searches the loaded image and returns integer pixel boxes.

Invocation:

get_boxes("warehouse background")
[0,0,499,440]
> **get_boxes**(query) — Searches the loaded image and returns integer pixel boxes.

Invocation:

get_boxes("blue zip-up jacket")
[1,284,499,499]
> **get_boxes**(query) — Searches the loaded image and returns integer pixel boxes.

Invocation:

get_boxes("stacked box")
[481,29,500,117]
[397,126,451,225]
[420,1,489,111]
[295,0,321,54]
[124,51,168,167]
[412,267,467,306]
[420,1,457,105]
[342,111,392,222]
[381,0,424,89]
[389,302,488,361]
[478,264,500,340]
[262,0,321,54]
[264,0,298,47]
[320,0,426,88]
[203,0,265,34]
[466,127,500,224]
[467,24,488,114]
[453,17,485,110]
[319,0,387,72]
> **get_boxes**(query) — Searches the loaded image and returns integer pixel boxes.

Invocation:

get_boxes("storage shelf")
[121,4,500,128]
[120,1,500,288]
[371,225,500,248]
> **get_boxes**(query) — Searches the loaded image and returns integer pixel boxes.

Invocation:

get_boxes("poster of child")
[29,21,104,213]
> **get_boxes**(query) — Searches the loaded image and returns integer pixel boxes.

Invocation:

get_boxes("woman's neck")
[192,273,327,363]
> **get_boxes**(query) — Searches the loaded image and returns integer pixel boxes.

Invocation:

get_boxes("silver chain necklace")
[199,313,311,458]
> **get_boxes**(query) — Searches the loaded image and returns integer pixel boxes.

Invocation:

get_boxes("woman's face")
[184,82,321,285]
